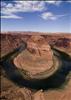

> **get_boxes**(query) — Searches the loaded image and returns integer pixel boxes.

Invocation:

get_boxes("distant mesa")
[55,38,71,48]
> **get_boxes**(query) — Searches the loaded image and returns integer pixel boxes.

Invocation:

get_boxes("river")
[0,43,71,90]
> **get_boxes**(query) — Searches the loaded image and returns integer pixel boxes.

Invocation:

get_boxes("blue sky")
[1,0,71,33]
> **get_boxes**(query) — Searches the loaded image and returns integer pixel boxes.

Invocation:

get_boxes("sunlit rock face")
[14,35,54,77]
[27,35,53,60]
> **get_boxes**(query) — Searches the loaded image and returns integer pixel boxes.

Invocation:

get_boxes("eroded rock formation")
[27,35,53,60]
[14,35,54,77]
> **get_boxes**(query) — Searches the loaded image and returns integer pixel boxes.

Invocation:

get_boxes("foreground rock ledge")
[13,35,58,79]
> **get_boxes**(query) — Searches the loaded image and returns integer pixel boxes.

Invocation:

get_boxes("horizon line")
[1,31,71,35]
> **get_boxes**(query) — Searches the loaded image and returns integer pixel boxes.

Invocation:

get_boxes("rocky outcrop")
[33,90,45,100]
[55,38,71,48]
[14,35,54,77]
[27,35,53,60]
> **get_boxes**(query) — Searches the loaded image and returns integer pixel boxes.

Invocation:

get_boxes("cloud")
[45,0,62,5]
[1,1,46,19]
[1,1,63,19]
[1,1,69,19]
[45,1,56,4]
[1,1,45,19]
[67,1,71,3]
[45,0,71,5]
[1,14,22,19]
[14,1,45,12]
[41,12,66,20]
[41,12,56,20]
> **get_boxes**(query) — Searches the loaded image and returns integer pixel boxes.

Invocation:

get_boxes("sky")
[1,0,71,33]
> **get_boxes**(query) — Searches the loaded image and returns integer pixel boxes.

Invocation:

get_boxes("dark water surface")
[0,44,71,90]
